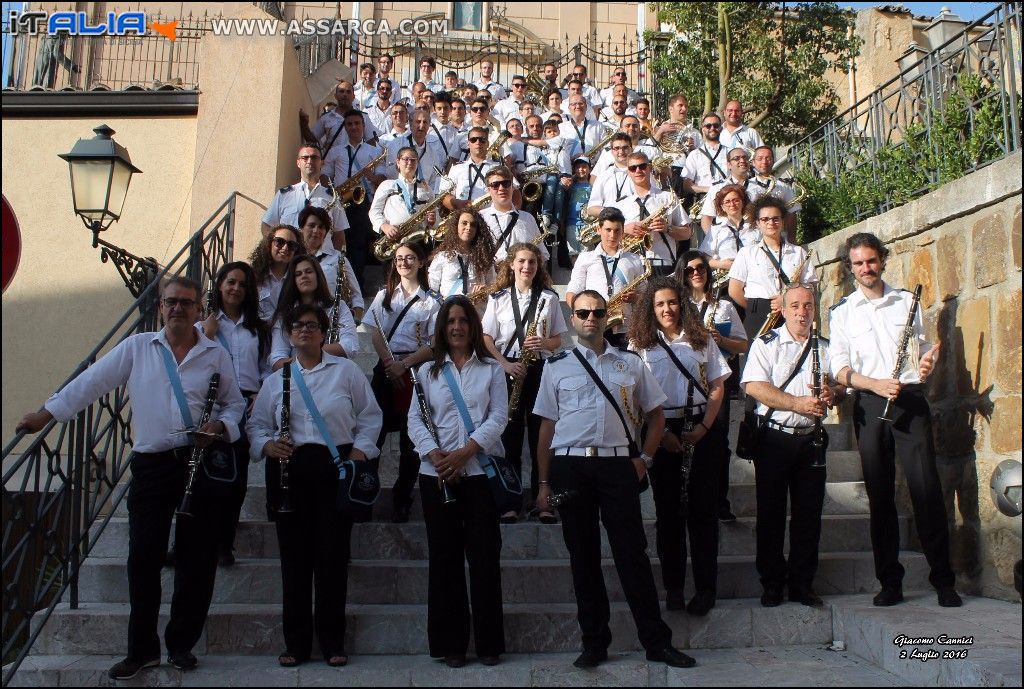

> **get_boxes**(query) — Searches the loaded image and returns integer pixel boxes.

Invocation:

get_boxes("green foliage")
[648,2,859,145]
[795,73,1016,243]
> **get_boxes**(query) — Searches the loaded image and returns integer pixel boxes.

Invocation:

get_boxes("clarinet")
[810,323,828,468]
[879,284,923,422]
[277,363,294,514]
[327,266,345,345]
[678,366,697,519]
[373,311,456,504]
[177,373,221,517]
[549,489,580,508]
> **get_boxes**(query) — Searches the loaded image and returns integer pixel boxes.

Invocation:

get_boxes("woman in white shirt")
[407,294,508,668]
[249,225,305,322]
[428,207,496,301]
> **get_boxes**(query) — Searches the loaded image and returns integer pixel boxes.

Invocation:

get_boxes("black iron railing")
[787,1,1022,232]
[0,192,265,685]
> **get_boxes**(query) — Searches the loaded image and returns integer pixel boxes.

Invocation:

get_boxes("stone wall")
[809,151,1023,601]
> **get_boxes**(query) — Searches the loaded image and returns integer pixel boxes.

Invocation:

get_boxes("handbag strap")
[759,242,791,286]
[159,344,194,430]
[571,349,640,456]
[289,361,345,475]
[655,336,709,401]
[386,295,421,342]
[762,338,813,423]
[440,363,494,471]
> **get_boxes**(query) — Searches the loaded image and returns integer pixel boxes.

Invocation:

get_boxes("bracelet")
[539,480,550,485]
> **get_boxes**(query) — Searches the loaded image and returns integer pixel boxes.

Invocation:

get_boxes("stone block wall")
[809,151,1022,601]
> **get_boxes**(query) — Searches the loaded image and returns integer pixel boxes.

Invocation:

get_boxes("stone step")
[90,512,910,561]
[32,598,840,656]
[9,645,911,687]
[73,549,928,606]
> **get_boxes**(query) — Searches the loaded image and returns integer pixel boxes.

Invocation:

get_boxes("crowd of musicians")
[18,58,963,680]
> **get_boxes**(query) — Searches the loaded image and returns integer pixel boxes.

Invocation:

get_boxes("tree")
[648,2,860,144]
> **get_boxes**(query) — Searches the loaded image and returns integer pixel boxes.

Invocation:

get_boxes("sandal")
[278,652,301,667]
[538,511,558,524]
[326,653,349,667]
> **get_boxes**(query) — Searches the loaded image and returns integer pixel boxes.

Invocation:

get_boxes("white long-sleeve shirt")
[247,354,383,461]
[269,302,359,365]
[44,330,246,452]
[196,312,270,394]
[406,354,508,477]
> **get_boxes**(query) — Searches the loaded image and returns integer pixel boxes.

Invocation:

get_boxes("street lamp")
[59,124,158,298]
[897,41,928,81]
[925,7,968,54]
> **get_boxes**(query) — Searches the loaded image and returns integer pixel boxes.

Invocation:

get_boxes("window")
[452,2,483,32]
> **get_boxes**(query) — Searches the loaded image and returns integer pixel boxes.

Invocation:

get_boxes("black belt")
[761,418,815,436]
[134,446,192,461]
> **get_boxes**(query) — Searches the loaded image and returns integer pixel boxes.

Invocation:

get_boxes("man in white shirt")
[599,68,640,108]
[750,146,799,239]
[383,109,446,193]
[720,100,765,153]
[683,113,728,194]
[299,80,378,160]
[418,56,442,93]
[444,126,501,207]
[493,74,529,122]
[699,147,757,230]
[374,53,402,106]
[481,166,548,262]
[377,102,411,148]
[17,277,245,680]
[559,95,611,163]
[828,232,961,609]
[354,63,377,111]
[472,59,507,101]
[568,64,603,117]
[365,79,398,136]
[542,62,568,99]
[261,144,349,251]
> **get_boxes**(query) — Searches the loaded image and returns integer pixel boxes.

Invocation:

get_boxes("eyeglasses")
[290,321,322,333]
[271,237,301,251]
[569,102,586,107]
[574,308,607,320]
[627,163,650,172]
[298,154,321,161]
[470,106,488,113]
[394,255,418,264]
[614,72,626,77]
[702,123,722,129]
[611,145,630,152]
[488,179,513,190]
[758,216,784,223]
[683,265,706,276]
[467,136,487,143]
[377,84,392,91]
[162,298,197,309]
[728,156,749,162]
[397,156,418,163]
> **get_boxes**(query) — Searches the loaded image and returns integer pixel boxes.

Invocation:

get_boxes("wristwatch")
[640,452,654,469]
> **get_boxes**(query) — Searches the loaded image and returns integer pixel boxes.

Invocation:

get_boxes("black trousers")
[551,455,672,653]
[500,359,543,512]
[716,392,734,514]
[126,450,220,661]
[854,388,954,589]
[345,197,373,293]
[273,445,353,659]
[420,475,505,658]
[754,427,826,591]
[217,437,250,554]
[650,419,721,595]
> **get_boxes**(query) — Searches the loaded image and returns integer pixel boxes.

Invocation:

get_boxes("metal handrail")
[787,1,1022,226]
[1,191,265,685]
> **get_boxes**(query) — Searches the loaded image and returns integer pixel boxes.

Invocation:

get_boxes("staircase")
[8,275,1022,688]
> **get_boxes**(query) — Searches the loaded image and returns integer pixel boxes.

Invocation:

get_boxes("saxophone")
[334,148,388,207]
[521,163,560,203]
[432,193,493,241]
[606,258,652,330]
[583,128,616,161]
[755,248,815,338]
[487,131,511,161]
[508,299,547,415]
[372,175,452,261]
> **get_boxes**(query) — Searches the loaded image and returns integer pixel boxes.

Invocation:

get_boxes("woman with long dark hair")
[697,184,759,276]
[248,304,382,668]
[200,261,271,565]
[269,255,358,370]
[406,295,507,667]
[250,225,305,322]
[427,207,496,300]
[367,241,440,523]
[481,242,566,523]
[627,276,730,617]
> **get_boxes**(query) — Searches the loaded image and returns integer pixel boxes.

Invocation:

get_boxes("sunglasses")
[683,265,706,275]
[271,237,301,251]
[574,308,607,320]
[703,122,722,129]
[470,106,488,112]
[512,83,526,88]
[488,180,513,190]
[290,321,322,333]
[627,163,650,172]
[468,136,487,143]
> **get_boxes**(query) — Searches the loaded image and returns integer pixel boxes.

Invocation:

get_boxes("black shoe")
[218,548,235,567]
[444,654,466,668]
[761,586,784,607]
[686,591,715,616]
[646,646,696,668]
[572,648,608,669]
[168,651,198,671]
[479,655,501,666]
[937,587,963,607]
[666,589,686,611]
[718,510,737,523]
[873,584,904,607]
[789,588,824,608]
[108,657,159,680]
[391,506,410,524]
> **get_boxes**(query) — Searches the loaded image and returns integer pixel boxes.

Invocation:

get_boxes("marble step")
[72,550,928,606]
[90,512,911,561]
[9,645,911,687]
[32,598,840,656]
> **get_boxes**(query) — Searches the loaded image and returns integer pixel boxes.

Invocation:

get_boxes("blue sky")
[840,2,1000,21]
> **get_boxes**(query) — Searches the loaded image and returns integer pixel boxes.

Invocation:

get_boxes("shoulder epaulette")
[616,345,641,357]
[278,185,292,194]
[542,287,559,297]
[759,330,779,344]
[547,350,569,363]
[829,296,848,311]
[492,288,508,299]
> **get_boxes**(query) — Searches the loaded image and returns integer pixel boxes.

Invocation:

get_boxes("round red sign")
[2,194,22,293]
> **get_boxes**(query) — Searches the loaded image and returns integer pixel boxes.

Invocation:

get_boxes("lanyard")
[494,211,520,251]
[467,163,485,198]
[503,288,541,358]
[614,169,629,201]
[289,361,344,469]
[760,242,790,287]
[440,363,495,475]
[383,294,422,342]
[396,178,415,214]
[700,145,726,180]
[347,143,361,178]
[159,344,194,429]
[448,256,468,297]
[600,254,626,297]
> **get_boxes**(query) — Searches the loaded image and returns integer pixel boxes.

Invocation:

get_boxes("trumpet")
[521,164,560,204]
[334,149,388,207]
